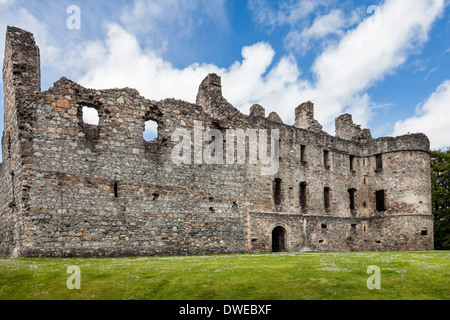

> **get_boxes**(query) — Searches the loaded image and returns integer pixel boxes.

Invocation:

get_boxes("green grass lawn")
[0,251,448,300]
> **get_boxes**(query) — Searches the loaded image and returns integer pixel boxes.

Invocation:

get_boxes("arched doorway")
[272,226,286,252]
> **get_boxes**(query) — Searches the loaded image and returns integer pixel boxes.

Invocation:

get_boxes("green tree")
[431,148,450,250]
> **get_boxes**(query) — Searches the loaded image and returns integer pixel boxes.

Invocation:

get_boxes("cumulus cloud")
[393,80,450,150]
[284,10,347,55]
[308,0,445,130]
[75,0,445,137]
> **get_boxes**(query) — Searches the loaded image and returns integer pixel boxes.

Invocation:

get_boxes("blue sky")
[0,0,449,163]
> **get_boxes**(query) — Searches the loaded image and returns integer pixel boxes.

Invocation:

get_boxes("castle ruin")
[0,27,433,257]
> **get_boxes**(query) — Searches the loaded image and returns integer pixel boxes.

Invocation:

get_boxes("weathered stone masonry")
[0,27,433,257]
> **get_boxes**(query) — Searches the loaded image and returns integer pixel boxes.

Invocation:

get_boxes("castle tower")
[0,26,40,257]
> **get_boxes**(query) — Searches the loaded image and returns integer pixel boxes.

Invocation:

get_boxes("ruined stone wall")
[0,26,40,256]
[0,27,434,257]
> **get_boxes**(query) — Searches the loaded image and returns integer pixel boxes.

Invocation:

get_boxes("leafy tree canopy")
[431,148,450,250]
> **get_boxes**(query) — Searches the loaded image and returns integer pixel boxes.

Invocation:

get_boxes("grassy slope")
[0,251,448,300]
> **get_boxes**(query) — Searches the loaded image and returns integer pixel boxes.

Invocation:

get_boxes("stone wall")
[0,27,434,257]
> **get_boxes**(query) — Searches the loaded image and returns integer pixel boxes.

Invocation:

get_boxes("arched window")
[144,120,158,142]
[82,106,99,125]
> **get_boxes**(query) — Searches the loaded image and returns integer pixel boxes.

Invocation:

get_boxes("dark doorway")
[272,226,286,252]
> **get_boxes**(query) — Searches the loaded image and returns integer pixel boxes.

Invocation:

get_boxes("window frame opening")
[323,150,330,169]
[114,182,118,198]
[143,119,159,143]
[324,187,331,211]
[300,145,306,165]
[375,154,383,172]
[375,190,386,212]
[299,182,307,211]
[78,105,100,140]
[274,178,282,206]
[348,188,356,211]
[350,155,355,172]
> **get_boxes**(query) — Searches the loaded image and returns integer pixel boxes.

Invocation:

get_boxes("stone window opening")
[421,228,428,236]
[348,188,356,211]
[114,182,118,198]
[375,154,383,172]
[144,120,159,142]
[274,178,282,206]
[299,182,307,211]
[324,187,331,210]
[78,105,100,140]
[7,132,11,157]
[300,145,306,165]
[350,155,355,172]
[323,150,330,169]
[376,190,386,212]
[321,223,327,229]
[81,106,99,125]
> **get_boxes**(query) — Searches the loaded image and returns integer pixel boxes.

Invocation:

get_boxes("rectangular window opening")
[348,188,356,210]
[300,145,306,165]
[299,182,307,210]
[350,156,355,171]
[114,182,118,198]
[324,187,331,210]
[375,154,383,172]
[376,190,386,212]
[274,178,282,206]
[323,150,330,169]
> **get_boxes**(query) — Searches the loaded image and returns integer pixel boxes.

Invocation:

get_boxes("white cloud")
[120,0,229,52]
[0,0,15,7]
[284,9,347,55]
[248,0,327,29]
[78,23,221,102]
[308,0,445,130]
[75,0,445,137]
[393,80,450,150]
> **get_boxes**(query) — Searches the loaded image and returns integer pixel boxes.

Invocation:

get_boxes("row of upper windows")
[273,179,386,212]
[299,145,383,172]
[80,106,158,142]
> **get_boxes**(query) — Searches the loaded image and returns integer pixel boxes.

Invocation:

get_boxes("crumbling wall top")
[335,113,372,143]
[3,26,41,95]
[294,101,323,133]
